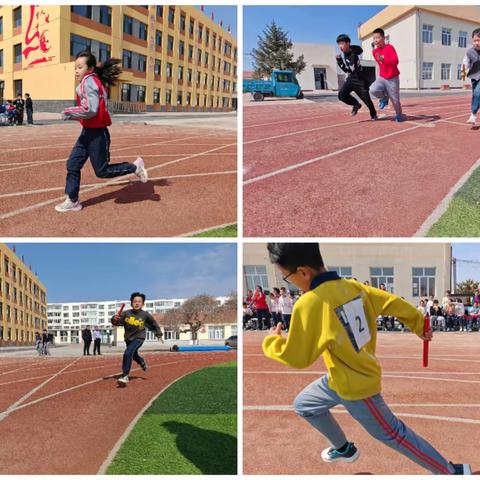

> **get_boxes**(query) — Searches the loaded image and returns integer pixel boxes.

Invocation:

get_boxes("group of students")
[243,285,299,331]
[336,26,480,125]
[0,93,34,126]
[34,329,54,356]
[417,290,480,332]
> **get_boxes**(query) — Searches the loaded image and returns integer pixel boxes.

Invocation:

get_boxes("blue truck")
[243,69,303,101]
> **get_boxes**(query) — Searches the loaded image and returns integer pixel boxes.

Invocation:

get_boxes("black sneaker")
[321,442,359,463]
[351,104,362,116]
[450,463,471,475]
[141,362,147,372]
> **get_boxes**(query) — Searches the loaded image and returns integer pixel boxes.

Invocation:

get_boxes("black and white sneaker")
[117,375,129,386]
[450,463,472,475]
[321,442,359,463]
[141,362,147,372]
[351,104,362,116]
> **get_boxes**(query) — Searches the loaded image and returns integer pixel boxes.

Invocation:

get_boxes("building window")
[189,19,194,35]
[165,89,172,104]
[224,41,232,56]
[206,29,210,46]
[459,31,467,49]
[0,50,3,68]
[197,48,202,63]
[0,17,3,35]
[244,265,269,291]
[156,6,163,18]
[136,85,145,102]
[224,61,231,74]
[155,30,162,47]
[208,326,225,340]
[179,40,185,56]
[178,65,184,80]
[186,92,191,105]
[198,25,203,41]
[177,91,183,105]
[122,49,132,69]
[154,58,161,75]
[71,6,92,18]
[139,22,147,41]
[180,14,186,32]
[412,267,436,297]
[153,87,160,103]
[188,45,193,59]
[370,267,394,292]
[329,267,352,279]
[167,35,174,53]
[123,15,133,35]
[71,34,110,62]
[13,7,21,29]
[121,83,131,102]
[442,27,451,46]
[422,62,433,80]
[441,63,451,81]
[13,44,22,64]
[168,7,175,25]
[205,52,209,66]
[99,6,111,26]
[166,62,172,78]
[187,68,192,82]
[422,24,433,44]
[457,63,464,81]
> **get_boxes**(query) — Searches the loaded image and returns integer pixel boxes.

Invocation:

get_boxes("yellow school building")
[0,5,237,111]
[0,244,48,346]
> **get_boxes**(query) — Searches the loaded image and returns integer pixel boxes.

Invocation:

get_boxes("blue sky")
[244,5,385,70]
[8,243,237,302]
[196,6,237,37]
[452,244,480,283]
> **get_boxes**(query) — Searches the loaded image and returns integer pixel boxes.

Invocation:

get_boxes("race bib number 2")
[335,296,371,352]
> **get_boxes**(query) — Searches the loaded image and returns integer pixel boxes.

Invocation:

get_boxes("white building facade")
[359,5,480,89]
[243,243,451,306]
[47,296,233,344]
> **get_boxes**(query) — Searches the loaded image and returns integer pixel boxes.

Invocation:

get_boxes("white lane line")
[0,360,187,419]
[243,113,473,186]
[244,370,480,376]
[180,222,237,237]
[0,361,47,376]
[0,171,236,199]
[0,357,81,422]
[415,156,480,236]
[0,142,235,220]
[244,405,480,425]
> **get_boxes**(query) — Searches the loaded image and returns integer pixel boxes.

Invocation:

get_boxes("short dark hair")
[473,28,480,38]
[267,243,324,272]
[373,28,385,37]
[25,93,30,97]
[336,33,351,44]
[130,292,146,303]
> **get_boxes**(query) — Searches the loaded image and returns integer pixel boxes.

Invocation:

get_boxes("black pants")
[65,128,137,202]
[83,340,92,355]
[26,108,33,125]
[93,338,101,355]
[338,76,377,118]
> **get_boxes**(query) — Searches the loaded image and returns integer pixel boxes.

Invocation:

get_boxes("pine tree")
[251,21,306,78]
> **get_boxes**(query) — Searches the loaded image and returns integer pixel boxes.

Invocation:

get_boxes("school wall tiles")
[0,5,238,110]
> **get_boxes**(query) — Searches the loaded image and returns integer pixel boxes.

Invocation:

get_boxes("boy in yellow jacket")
[263,243,471,475]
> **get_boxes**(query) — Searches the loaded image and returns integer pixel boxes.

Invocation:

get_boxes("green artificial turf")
[107,361,237,475]
[190,224,237,237]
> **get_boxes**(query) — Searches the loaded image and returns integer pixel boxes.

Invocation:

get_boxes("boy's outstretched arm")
[368,287,427,339]
[263,300,329,369]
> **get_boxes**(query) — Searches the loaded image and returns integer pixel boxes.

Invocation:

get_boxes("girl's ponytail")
[75,50,123,87]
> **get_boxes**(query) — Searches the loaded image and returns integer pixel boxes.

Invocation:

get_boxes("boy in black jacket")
[112,292,163,386]
[336,34,377,120]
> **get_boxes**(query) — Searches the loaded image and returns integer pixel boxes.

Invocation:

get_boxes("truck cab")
[243,69,303,101]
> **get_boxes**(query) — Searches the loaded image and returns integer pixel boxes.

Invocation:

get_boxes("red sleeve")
[383,45,399,67]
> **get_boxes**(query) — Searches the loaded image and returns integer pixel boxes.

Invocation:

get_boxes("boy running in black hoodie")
[336,34,377,120]
[112,292,163,386]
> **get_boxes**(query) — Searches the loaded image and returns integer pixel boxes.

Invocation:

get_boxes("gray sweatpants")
[369,75,402,115]
[294,375,453,475]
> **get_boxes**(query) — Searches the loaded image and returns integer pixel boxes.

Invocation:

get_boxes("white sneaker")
[55,196,82,212]
[117,375,129,386]
[134,157,148,183]
[467,114,477,125]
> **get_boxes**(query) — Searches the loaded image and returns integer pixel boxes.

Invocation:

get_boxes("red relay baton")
[423,317,430,368]
[113,303,125,325]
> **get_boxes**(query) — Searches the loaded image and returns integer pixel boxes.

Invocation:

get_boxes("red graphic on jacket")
[23,6,54,67]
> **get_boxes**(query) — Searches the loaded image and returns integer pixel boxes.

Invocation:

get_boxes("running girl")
[55,50,148,212]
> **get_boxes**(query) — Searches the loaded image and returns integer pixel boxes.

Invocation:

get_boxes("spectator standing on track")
[41,329,48,356]
[82,325,92,355]
[335,34,377,120]
[279,287,294,331]
[13,92,25,126]
[55,50,148,213]
[112,292,163,386]
[35,331,42,355]
[252,285,270,330]
[269,288,281,326]
[262,243,471,474]
[24,93,33,126]
[369,28,404,122]
[463,28,480,126]
[93,326,102,355]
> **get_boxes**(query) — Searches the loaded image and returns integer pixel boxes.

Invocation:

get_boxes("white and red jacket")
[63,73,111,128]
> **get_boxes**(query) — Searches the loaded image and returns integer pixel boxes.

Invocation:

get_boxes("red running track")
[243,94,477,237]
[0,123,236,236]
[243,331,480,474]
[0,350,235,474]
